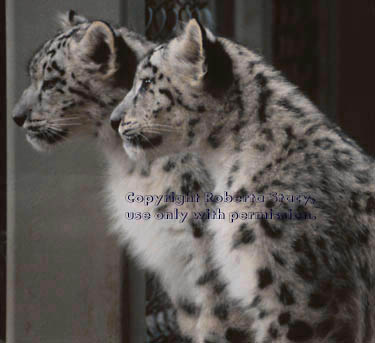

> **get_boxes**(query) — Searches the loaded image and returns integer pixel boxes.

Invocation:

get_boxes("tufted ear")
[77,21,117,72]
[58,10,88,30]
[171,19,233,96]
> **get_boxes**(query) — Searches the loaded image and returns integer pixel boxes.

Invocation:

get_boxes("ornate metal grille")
[145,0,214,41]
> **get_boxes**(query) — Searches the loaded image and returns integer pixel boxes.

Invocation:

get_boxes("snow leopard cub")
[12,10,186,342]
[112,19,375,343]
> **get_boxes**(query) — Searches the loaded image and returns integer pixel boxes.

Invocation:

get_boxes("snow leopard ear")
[172,19,207,80]
[171,19,234,97]
[77,21,117,72]
[58,10,88,30]
[74,21,139,88]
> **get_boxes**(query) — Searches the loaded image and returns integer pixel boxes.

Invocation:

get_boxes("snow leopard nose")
[12,107,30,127]
[110,117,121,131]
[110,104,125,132]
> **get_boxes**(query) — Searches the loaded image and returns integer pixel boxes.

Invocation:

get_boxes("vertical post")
[6,0,15,340]
[0,0,6,339]
[119,4,146,342]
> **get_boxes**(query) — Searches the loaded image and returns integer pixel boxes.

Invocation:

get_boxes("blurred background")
[3,0,375,342]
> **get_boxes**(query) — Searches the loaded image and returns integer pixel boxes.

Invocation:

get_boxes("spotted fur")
[113,19,375,342]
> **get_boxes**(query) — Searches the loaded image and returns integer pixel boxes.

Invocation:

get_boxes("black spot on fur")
[308,292,329,309]
[207,125,223,149]
[233,223,256,248]
[213,303,228,321]
[265,200,275,208]
[213,282,227,295]
[254,143,266,151]
[68,87,106,107]
[178,299,200,316]
[260,218,282,239]
[305,123,322,136]
[227,176,233,188]
[287,321,313,342]
[255,73,272,123]
[181,154,192,164]
[225,328,249,343]
[257,267,273,289]
[188,118,200,127]
[256,184,268,193]
[332,149,353,171]
[268,323,279,339]
[47,49,56,57]
[271,179,286,187]
[197,269,218,286]
[159,88,175,106]
[234,187,248,198]
[188,130,195,138]
[283,126,296,150]
[258,310,269,319]
[163,159,176,172]
[181,172,201,195]
[292,233,318,281]
[261,127,274,141]
[314,137,334,150]
[132,94,138,105]
[231,120,247,134]
[51,61,65,75]
[272,252,286,266]
[279,283,295,305]
[278,312,291,326]
[230,161,240,173]
[155,204,168,213]
[250,295,262,307]
[197,105,206,112]
[190,219,204,238]
[278,98,305,118]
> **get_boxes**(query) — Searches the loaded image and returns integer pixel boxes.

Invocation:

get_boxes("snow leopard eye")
[140,78,152,92]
